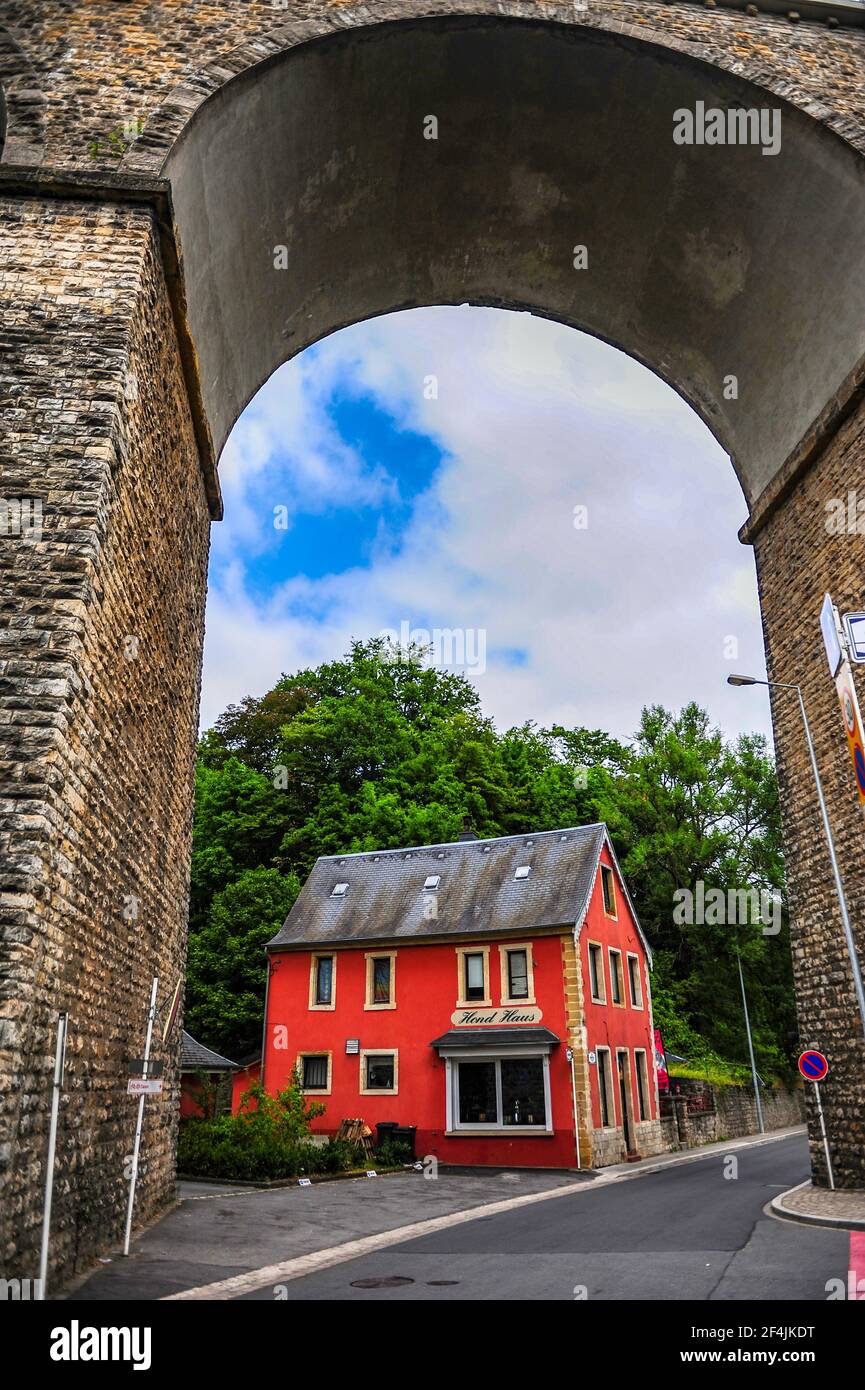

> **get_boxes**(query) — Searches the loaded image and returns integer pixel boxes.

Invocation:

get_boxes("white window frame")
[634,1048,650,1121]
[308,951,336,1011]
[596,1045,615,1129]
[297,1050,332,1096]
[626,952,643,1010]
[601,863,618,918]
[455,944,491,1008]
[359,1048,399,1096]
[499,942,535,1005]
[608,947,625,1007]
[364,951,396,1010]
[442,1047,553,1134]
[587,939,606,1004]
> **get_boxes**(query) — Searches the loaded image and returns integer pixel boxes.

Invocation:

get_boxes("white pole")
[795,682,865,1043]
[37,1011,68,1299]
[736,950,765,1135]
[123,976,158,1257]
[813,1081,835,1191]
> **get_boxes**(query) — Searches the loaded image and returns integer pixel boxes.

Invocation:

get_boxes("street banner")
[653,1026,669,1093]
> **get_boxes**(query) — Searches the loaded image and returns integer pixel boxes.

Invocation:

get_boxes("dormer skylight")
[514,865,531,880]
[331,882,348,897]
[423,875,440,891]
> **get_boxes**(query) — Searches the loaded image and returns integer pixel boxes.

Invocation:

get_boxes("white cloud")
[200,307,771,746]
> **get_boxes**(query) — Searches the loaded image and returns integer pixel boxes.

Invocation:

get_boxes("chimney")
[458,815,477,842]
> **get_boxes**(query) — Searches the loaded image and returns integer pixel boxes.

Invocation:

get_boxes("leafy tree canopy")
[187,641,794,1076]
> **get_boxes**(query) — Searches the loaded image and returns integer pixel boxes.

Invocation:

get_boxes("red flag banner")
[654,1026,669,1093]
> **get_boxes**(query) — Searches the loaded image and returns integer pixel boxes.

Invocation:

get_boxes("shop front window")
[500,1058,545,1126]
[454,1056,549,1129]
[458,1061,497,1124]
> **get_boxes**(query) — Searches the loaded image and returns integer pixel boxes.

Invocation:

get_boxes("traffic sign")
[128,1059,163,1077]
[821,594,843,677]
[127,1077,163,1095]
[834,662,865,806]
[843,612,865,665]
[798,1049,829,1082]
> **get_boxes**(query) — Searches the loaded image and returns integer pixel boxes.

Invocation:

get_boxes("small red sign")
[798,1050,829,1082]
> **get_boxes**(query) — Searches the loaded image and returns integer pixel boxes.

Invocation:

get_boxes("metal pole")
[568,1050,581,1170]
[813,1081,835,1191]
[37,1011,68,1299]
[795,684,865,1042]
[123,975,158,1257]
[736,950,764,1135]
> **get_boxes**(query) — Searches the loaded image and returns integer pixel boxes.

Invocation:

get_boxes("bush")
[372,1139,414,1168]
[177,1075,368,1182]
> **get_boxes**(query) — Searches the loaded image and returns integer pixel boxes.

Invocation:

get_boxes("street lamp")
[727,673,865,1042]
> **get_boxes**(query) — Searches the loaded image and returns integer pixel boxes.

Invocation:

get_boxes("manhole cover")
[426,1280,460,1286]
[350,1276,416,1288]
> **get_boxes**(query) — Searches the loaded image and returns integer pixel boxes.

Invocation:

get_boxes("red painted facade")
[260,841,657,1168]
[580,845,657,1137]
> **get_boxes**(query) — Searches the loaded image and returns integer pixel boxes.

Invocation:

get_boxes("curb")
[178,1165,411,1195]
[770,1179,865,1232]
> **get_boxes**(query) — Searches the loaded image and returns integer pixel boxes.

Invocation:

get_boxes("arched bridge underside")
[1,1,865,1285]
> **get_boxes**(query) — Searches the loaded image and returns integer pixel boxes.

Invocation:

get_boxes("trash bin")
[376,1121,398,1150]
[392,1125,417,1160]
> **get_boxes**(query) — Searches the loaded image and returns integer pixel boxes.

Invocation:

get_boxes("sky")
[200,306,772,747]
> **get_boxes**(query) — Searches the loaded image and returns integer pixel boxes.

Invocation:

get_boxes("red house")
[261,824,663,1169]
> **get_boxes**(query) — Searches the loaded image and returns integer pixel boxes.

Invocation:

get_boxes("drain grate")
[426,1279,460,1286]
[350,1275,416,1288]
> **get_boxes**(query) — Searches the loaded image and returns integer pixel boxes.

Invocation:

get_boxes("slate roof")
[180,1030,237,1072]
[268,823,646,953]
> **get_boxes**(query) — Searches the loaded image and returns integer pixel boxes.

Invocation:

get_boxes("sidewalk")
[772,1179,865,1231]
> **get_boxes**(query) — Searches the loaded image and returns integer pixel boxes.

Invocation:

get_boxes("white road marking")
[163,1128,803,1300]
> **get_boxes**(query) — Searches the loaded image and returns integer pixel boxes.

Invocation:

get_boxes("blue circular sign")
[798,1050,829,1082]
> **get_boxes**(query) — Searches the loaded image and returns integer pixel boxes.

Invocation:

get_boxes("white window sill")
[445,1128,555,1138]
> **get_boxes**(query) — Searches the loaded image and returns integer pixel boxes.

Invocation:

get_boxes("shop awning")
[430,1027,560,1054]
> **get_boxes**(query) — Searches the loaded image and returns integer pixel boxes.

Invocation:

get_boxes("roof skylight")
[423,875,441,891]
[514,866,531,880]
[331,882,348,896]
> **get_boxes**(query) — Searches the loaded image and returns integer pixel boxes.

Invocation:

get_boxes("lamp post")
[727,674,865,1043]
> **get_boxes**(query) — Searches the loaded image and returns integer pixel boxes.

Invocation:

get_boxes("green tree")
[185,866,299,1058]
[186,644,795,1078]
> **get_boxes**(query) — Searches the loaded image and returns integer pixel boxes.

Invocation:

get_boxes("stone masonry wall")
[753,396,865,1190]
[591,1086,804,1164]
[0,198,209,1283]
[1,2,864,172]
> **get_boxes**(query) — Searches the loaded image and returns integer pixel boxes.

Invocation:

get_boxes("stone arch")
[0,21,46,164]
[140,8,865,514]
[123,2,865,178]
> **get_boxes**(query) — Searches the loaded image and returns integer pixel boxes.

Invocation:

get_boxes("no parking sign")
[798,1049,828,1082]
[798,1050,834,1190]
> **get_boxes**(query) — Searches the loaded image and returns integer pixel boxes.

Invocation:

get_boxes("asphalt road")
[237,1133,848,1301]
